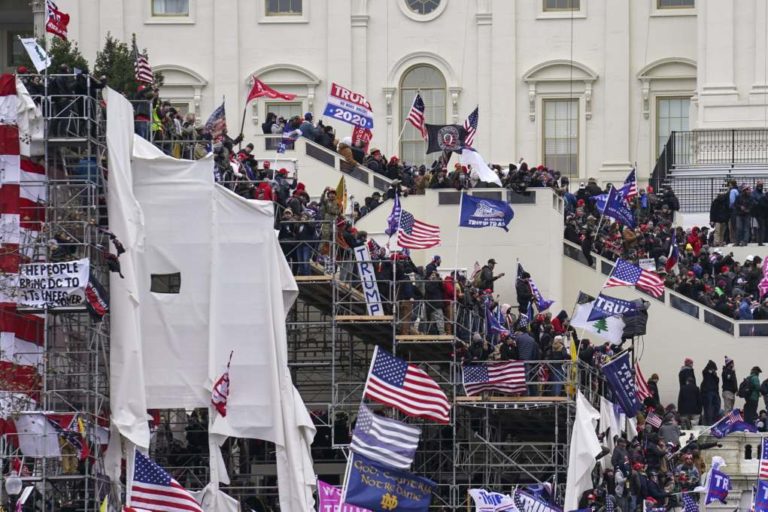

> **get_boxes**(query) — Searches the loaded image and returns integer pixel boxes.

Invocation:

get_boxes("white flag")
[19,38,52,73]
[460,147,502,187]
[15,413,62,458]
[564,391,602,512]
[570,301,625,344]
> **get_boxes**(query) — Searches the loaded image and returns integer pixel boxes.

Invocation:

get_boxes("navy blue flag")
[386,192,402,236]
[344,453,436,512]
[517,263,554,312]
[459,194,514,231]
[710,409,757,438]
[705,468,731,504]
[587,293,639,321]
[682,493,699,512]
[485,300,509,338]
[602,186,636,228]
[601,351,641,417]
[756,480,768,512]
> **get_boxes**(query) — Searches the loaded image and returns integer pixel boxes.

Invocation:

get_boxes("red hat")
[17,66,29,74]
[278,168,288,175]
[684,358,693,365]
[263,161,271,168]
[632,462,644,470]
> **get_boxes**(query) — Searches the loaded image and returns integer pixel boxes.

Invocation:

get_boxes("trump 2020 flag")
[459,194,514,231]
[587,293,639,322]
[343,453,436,512]
[755,480,768,512]
[705,468,731,505]
[601,186,636,228]
[601,351,641,417]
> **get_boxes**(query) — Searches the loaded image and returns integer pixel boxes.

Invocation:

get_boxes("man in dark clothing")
[744,366,762,424]
[499,333,518,361]
[678,378,702,428]
[721,357,737,412]
[515,270,533,313]
[679,358,696,387]
[700,360,720,425]
[425,255,441,278]
[514,327,540,396]
[479,259,505,292]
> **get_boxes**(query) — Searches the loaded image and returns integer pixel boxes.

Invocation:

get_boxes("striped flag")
[760,437,768,479]
[363,346,450,424]
[645,412,662,429]
[635,363,652,402]
[605,258,665,298]
[624,168,638,201]
[132,41,154,85]
[130,450,203,512]
[463,106,479,148]
[350,404,421,470]
[406,93,427,139]
[462,361,527,396]
[204,102,227,144]
[397,210,440,250]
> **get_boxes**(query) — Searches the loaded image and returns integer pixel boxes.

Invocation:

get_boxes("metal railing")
[663,129,768,169]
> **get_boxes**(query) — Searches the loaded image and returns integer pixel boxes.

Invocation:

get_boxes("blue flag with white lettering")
[756,480,768,512]
[344,453,436,512]
[705,468,731,504]
[601,351,641,417]
[602,186,636,228]
[459,194,514,231]
[587,293,639,321]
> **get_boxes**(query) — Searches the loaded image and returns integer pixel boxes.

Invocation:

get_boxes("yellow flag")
[77,416,86,436]
[99,495,108,512]
[566,336,579,397]
[336,175,347,214]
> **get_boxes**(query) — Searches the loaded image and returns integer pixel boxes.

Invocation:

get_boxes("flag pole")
[453,192,464,327]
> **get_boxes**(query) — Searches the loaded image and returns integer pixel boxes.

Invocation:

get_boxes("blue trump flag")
[344,453,436,512]
[601,351,641,417]
[602,186,636,228]
[705,468,731,504]
[756,480,768,512]
[459,194,514,231]
[587,293,639,321]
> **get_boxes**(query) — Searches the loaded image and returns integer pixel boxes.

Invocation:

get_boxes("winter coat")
[515,333,539,361]
[337,143,358,165]
[700,362,720,393]
[678,382,702,415]
[722,366,737,392]
[679,365,696,387]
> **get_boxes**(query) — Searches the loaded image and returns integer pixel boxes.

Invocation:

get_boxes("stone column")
[476,0,492,156]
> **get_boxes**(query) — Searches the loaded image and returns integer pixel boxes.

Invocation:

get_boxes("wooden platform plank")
[455,396,569,403]
[336,315,395,322]
[295,275,334,282]
[395,335,454,343]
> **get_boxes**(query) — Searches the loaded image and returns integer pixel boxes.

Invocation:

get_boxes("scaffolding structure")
[0,77,593,511]
[0,74,111,512]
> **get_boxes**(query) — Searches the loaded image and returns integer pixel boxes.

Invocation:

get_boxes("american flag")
[624,168,638,201]
[463,106,479,147]
[130,450,203,512]
[605,258,665,298]
[350,404,421,470]
[760,437,768,479]
[406,94,427,139]
[397,210,441,250]
[645,412,662,429]
[211,350,233,417]
[363,346,450,424]
[132,41,154,84]
[635,363,652,402]
[462,361,527,396]
[204,102,227,144]
[682,493,699,512]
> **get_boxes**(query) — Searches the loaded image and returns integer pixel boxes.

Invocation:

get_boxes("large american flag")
[364,346,450,424]
[350,404,421,470]
[406,93,427,139]
[624,168,638,201]
[463,106,479,147]
[605,258,665,297]
[397,210,441,250]
[760,437,768,479]
[462,361,527,396]
[132,41,154,84]
[635,363,652,402]
[130,450,203,512]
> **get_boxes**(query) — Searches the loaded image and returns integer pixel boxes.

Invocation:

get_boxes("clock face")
[405,0,441,15]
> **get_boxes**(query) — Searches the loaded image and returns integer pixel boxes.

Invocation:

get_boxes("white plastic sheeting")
[106,88,315,511]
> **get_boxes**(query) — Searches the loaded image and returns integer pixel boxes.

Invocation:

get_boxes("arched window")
[399,65,446,165]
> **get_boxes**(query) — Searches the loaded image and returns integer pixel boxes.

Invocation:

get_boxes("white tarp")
[15,412,61,458]
[564,391,602,512]
[106,87,315,512]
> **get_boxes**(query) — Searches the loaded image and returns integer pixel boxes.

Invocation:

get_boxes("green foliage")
[93,33,164,96]
[591,317,608,333]
[94,33,137,95]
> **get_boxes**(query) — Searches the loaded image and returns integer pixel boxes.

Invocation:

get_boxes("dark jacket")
[515,278,533,307]
[515,332,539,361]
[678,365,696,387]
[678,382,702,415]
[722,365,737,392]
[700,361,719,393]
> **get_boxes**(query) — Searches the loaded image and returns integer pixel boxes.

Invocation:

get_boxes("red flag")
[246,77,296,103]
[211,351,233,416]
[45,0,70,41]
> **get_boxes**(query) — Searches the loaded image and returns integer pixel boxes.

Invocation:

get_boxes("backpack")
[737,377,752,398]
[760,379,768,396]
